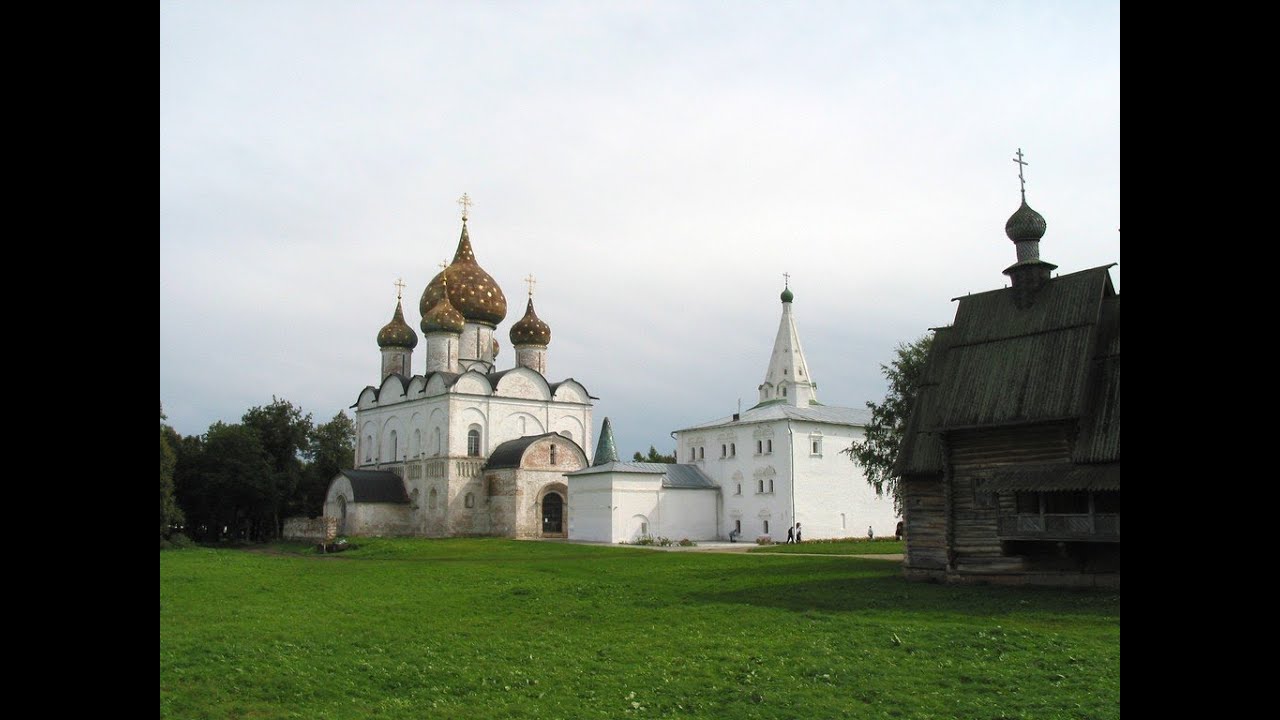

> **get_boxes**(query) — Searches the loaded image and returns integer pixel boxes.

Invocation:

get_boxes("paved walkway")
[560,538,902,560]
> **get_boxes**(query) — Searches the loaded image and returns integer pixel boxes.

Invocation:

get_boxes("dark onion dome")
[510,298,552,346]
[377,300,419,349]
[420,222,508,326]
[420,291,465,334]
[780,286,794,303]
[1005,199,1047,242]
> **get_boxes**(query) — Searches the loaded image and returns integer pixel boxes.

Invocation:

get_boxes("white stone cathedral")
[568,284,899,543]
[324,198,593,538]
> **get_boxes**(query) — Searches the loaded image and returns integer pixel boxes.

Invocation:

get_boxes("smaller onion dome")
[377,300,419,349]
[492,337,500,359]
[510,298,552,346]
[781,286,794,303]
[420,293,465,335]
[1005,199,1047,242]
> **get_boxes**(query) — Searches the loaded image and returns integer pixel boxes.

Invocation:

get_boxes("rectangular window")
[757,479,764,493]
[768,479,774,493]
[811,438,822,455]
[766,439,773,454]
[721,444,727,458]
[736,483,741,495]
[734,520,741,533]
[763,520,770,534]
[730,443,736,457]
[756,440,763,454]
[699,447,704,460]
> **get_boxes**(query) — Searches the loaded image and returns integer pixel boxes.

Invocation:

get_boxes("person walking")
[795,523,802,543]
[786,525,795,544]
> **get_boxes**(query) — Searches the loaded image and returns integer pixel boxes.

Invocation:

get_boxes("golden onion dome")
[376,300,419,349]
[419,222,507,326]
[509,297,551,346]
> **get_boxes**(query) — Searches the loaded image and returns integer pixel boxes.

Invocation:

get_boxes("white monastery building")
[324,197,593,538]
[568,284,900,543]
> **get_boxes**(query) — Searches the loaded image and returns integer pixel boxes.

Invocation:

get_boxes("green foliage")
[677,538,697,547]
[844,334,934,515]
[632,445,676,463]
[161,539,1120,719]
[160,406,184,538]
[242,397,314,526]
[302,411,356,517]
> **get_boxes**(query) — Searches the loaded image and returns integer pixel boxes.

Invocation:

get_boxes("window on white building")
[766,439,773,454]
[390,430,398,460]
[699,447,704,460]
[721,444,727,458]
[467,427,481,457]
[768,479,774,493]
[736,483,742,495]
[756,440,763,454]
[465,492,475,509]
[550,444,558,465]
[757,479,764,493]
[763,520,770,534]
[365,436,373,462]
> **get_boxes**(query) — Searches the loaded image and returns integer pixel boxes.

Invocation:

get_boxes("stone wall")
[282,516,338,542]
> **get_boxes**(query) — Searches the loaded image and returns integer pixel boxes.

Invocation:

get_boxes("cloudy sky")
[160,1,1120,458]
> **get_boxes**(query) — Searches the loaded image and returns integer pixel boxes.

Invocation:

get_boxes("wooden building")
[896,181,1120,587]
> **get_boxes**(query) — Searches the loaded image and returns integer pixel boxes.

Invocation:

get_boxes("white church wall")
[656,488,719,541]
[567,474,615,542]
[791,423,899,539]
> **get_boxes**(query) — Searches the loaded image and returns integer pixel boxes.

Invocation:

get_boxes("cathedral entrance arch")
[535,482,569,538]
[541,493,564,535]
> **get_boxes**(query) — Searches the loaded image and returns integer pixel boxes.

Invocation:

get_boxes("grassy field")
[749,540,905,555]
[160,538,1119,719]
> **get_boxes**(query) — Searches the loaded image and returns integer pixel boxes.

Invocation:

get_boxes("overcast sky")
[160,1,1119,458]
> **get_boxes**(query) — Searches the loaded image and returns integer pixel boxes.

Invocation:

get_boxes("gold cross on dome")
[524,273,537,298]
[457,193,473,221]
[1013,148,1029,199]
[394,277,405,300]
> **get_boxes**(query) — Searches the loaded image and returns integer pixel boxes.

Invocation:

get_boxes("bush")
[677,538,697,547]
[657,537,673,547]
[634,535,657,546]
[160,533,196,550]
[756,536,774,545]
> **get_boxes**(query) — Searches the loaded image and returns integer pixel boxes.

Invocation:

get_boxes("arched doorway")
[337,495,348,535]
[541,492,564,536]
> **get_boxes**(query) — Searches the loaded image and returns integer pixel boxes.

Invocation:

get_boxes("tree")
[632,445,676,463]
[160,406,185,539]
[843,334,934,515]
[241,398,313,534]
[302,411,356,516]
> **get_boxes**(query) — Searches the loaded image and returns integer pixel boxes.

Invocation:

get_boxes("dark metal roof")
[483,432,584,470]
[339,470,409,504]
[567,462,717,489]
[986,462,1120,492]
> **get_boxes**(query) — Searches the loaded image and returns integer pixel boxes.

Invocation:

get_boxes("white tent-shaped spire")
[755,282,818,408]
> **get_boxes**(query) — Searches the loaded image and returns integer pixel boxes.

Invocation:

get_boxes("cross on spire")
[457,193,473,222]
[783,271,790,288]
[394,277,405,300]
[439,259,449,290]
[524,273,537,298]
[1013,148,1028,200]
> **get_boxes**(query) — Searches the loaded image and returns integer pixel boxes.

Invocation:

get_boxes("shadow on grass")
[684,566,1120,620]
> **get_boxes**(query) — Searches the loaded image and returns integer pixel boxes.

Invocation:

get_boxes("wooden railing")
[998,513,1120,542]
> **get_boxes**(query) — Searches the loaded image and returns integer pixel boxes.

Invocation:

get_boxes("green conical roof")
[592,417,619,466]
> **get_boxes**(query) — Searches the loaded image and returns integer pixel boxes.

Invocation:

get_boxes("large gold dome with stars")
[420,222,508,327]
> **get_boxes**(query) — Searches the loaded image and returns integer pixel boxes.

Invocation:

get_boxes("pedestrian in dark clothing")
[786,525,795,544]
[795,523,802,543]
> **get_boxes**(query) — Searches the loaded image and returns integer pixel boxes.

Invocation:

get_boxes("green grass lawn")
[749,540,905,555]
[160,538,1119,720]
